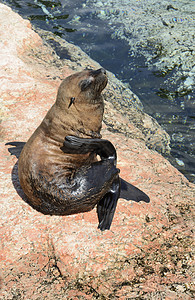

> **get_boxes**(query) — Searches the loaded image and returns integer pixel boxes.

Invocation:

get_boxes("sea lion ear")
[68,97,75,108]
[79,77,94,91]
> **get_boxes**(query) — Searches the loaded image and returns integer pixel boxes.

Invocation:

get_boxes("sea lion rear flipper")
[62,136,116,163]
[120,178,150,203]
[5,141,25,158]
[97,175,120,231]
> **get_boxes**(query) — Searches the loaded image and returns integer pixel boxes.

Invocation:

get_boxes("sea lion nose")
[90,68,106,77]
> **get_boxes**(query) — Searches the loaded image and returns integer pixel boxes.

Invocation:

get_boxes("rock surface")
[0,4,194,299]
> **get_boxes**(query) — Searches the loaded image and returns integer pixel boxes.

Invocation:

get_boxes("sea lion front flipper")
[62,136,116,163]
[97,175,120,231]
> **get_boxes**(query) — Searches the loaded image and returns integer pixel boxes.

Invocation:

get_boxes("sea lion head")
[42,68,108,140]
[56,68,108,110]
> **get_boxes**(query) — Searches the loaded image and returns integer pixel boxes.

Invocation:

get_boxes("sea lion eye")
[79,78,93,91]
[68,97,75,108]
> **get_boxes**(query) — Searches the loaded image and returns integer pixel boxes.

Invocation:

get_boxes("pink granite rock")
[0,4,194,299]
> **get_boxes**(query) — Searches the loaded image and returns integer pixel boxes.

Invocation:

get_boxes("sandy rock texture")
[0,4,194,300]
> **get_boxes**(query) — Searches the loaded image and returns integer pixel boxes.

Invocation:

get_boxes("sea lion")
[17,68,150,231]
[18,68,121,230]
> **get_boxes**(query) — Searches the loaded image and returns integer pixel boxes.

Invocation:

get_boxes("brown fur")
[18,69,108,210]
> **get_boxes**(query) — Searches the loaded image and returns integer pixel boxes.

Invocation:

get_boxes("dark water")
[2,0,195,182]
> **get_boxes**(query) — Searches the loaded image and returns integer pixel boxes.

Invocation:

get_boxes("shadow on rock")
[6,141,150,209]
[5,142,29,204]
